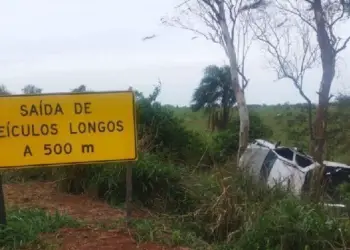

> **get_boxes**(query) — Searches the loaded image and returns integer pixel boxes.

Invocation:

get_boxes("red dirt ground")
[4,181,188,250]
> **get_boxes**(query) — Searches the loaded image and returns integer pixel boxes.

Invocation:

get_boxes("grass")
[125,197,350,250]
[94,216,212,249]
[0,208,80,249]
[170,104,350,163]
[169,105,290,142]
[129,218,210,249]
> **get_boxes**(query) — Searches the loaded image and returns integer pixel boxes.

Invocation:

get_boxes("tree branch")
[275,0,317,32]
[250,8,317,105]
[335,35,350,54]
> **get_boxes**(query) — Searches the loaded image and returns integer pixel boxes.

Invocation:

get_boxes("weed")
[55,153,198,214]
[0,208,80,249]
[130,218,209,249]
[235,198,350,250]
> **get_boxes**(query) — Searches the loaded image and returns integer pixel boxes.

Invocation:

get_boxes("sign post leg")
[125,164,132,226]
[0,174,7,226]
[125,86,134,227]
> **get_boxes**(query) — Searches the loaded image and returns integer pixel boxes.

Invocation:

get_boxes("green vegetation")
[0,208,79,249]
[1,83,350,249]
[191,65,235,131]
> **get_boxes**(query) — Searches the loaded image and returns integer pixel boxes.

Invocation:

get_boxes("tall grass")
[0,208,79,249]
[54,153,196,213]
[186,164,350,249]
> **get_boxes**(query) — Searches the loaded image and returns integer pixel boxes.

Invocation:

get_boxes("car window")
[274,148,294,161]
[260,150,277,182]
[295,154,313,168]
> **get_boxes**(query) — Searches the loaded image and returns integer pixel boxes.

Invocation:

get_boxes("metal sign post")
[125,163,133,226]
[0,174,6,226]
[125,87,134,226]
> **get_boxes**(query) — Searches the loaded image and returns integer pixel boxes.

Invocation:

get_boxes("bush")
[327,94,350,162]
[2,168,55,183]
[57,153,196,213]
[188,165,288,243]
[136,87,206,164]
[211,111,273,162]
[0,208,79,249]
[235,198,350,250]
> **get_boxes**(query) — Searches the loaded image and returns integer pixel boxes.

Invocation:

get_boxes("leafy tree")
[71,85,87,93]
[22,84,42,94]
[0,84,10,95]
[191,65,236,131]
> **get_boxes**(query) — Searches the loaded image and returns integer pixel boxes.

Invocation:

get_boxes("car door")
[266,148,307,195]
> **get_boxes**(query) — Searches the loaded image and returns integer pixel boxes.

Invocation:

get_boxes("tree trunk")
[313,94,330,164]
[312,0,336,164]
[235,87,250,163]
[221,83,229,130]
[222,105,229,130]
[218,2,250,165]
[304,96,314,154]
[309,0,336,200]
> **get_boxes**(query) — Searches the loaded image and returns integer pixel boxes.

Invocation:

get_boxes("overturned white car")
[239,139,350,201]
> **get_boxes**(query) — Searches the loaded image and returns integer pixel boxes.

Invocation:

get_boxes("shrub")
[57,153,196,213]
[211,111,273,162]
[235,198,350,250]
[0,208,79,249]
[327,94,350,162]
[173,164,287,243]
[179,164,350,250]
[2,168,55,183]
[129,218,209,249]
[136,86,206,164]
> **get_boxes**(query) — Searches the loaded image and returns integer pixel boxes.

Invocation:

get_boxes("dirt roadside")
[4,181,187,250]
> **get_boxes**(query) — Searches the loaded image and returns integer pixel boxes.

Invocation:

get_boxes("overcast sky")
[0,0,349,106]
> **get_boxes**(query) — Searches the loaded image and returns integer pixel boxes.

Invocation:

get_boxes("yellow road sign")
[0,91,137,168]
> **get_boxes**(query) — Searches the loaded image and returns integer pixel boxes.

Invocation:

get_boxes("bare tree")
[22,84,42,95]
[270,0,350,166]
[162,0,266,162]
[250,6,319,152]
